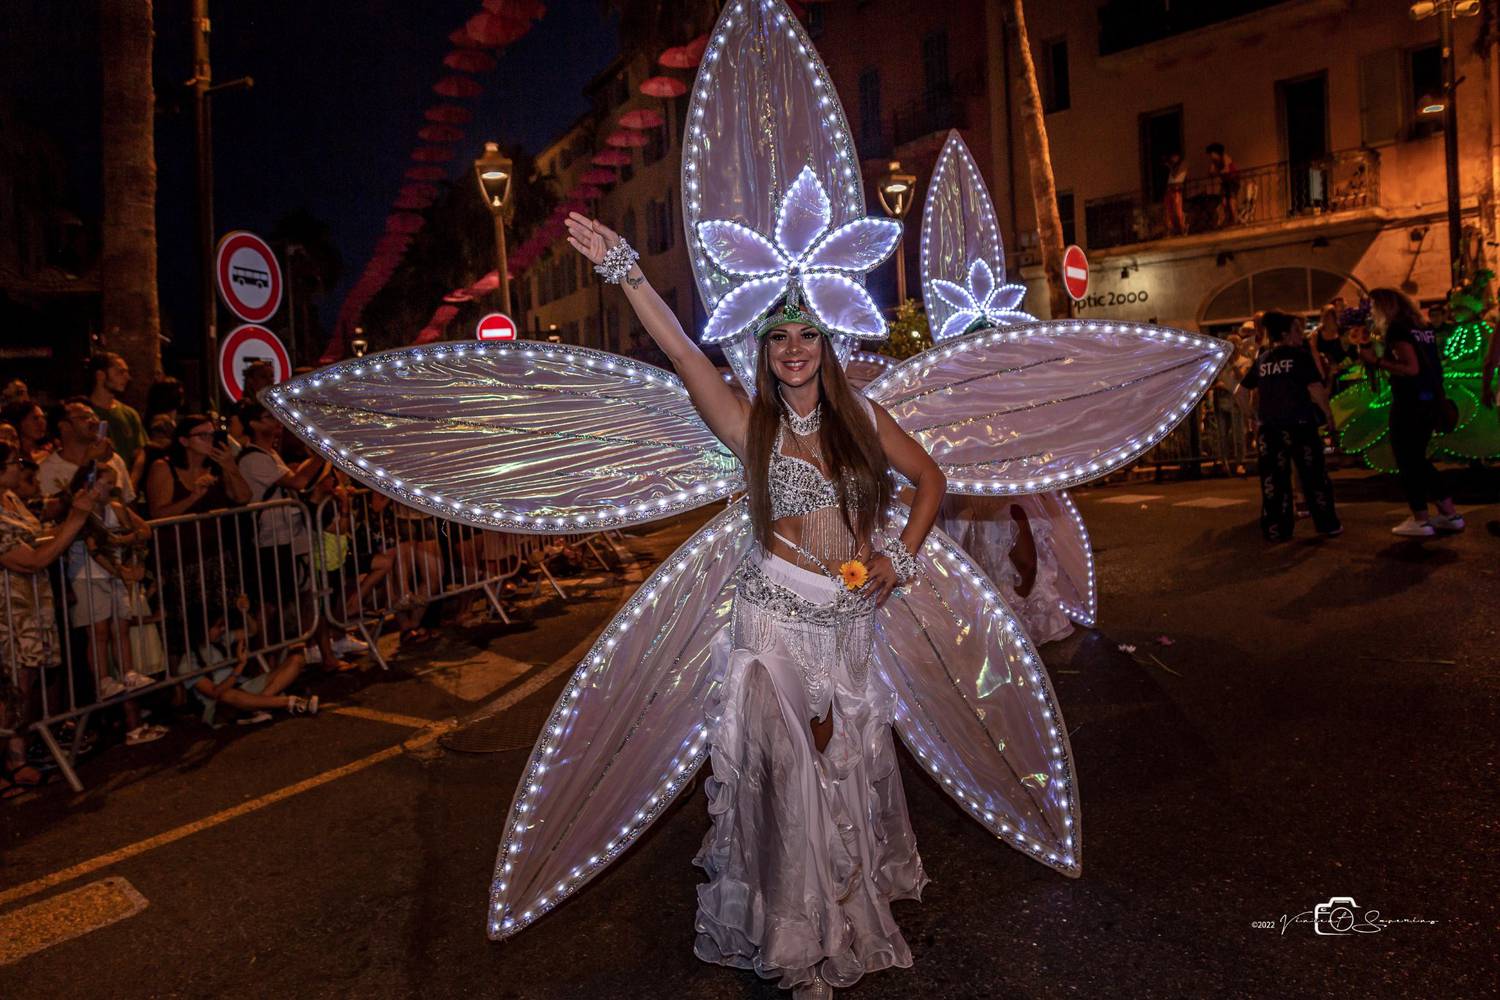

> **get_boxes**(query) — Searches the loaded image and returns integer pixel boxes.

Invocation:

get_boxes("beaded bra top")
[767,395,876,522]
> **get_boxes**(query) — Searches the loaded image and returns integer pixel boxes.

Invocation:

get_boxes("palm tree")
[1006,0,1071,319]
[99,0,163,400]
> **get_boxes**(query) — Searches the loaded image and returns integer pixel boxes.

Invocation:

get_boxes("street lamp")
[1410,0,1482,286]
[475,141,515,316]
[877,160,918,303]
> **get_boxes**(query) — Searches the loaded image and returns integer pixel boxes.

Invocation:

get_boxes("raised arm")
[565,213,750,460]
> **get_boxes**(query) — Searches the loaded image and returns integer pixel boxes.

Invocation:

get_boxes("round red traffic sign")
[215,231,283,323]
[1062,245,1089,301]
[476,312,517,341]
[219,323,291,402]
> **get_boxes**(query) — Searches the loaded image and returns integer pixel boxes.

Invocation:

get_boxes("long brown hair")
[1369,287,1426,333]
[744,331,891,550]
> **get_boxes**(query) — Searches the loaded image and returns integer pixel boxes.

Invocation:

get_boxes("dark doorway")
[1279,72,1329,212]
[1139,106,1183,202]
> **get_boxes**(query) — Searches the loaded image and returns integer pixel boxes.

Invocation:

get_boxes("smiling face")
[764,322,824,389]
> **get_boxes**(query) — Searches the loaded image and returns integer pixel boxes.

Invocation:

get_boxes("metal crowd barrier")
[1,498,321,792]
[2,488,632,792]
[1137,393,1255,477]
[314,489,626,669]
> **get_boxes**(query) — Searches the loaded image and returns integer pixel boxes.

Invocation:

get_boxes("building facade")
[813,0,1500,332]
[523,49,708,362]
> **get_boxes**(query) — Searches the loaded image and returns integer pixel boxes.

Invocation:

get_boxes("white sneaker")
[122,671,153,690]
[287,695,319,716]
[125,724,166,745]
[304,645,323,665]
[1391,517,1436,538]
[98,676,126,699]
[1429,513,1466,533]
[331,635,369,656]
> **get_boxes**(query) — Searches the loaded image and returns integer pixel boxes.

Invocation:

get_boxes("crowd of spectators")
[0,356,400,798]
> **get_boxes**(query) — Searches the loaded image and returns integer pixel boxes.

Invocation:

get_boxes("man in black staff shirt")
[1235,310,1342,541]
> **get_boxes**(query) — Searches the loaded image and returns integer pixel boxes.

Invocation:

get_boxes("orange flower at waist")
[839,559,868,590]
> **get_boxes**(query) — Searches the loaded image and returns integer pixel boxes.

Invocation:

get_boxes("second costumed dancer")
[261,1,1228,995]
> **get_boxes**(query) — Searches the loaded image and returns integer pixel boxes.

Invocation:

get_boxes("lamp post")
[877,161,918,304]
[1410,0,1482,286]
[475,141,515,316]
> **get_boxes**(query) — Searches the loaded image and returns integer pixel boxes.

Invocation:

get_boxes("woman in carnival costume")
[260,2,1228,994]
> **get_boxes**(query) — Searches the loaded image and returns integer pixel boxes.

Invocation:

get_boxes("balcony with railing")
[1083,148,1380,253]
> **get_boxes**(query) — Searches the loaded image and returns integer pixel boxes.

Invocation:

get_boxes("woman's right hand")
[68,488,98,516]
[192,471,216,494]
[564,213,621,266]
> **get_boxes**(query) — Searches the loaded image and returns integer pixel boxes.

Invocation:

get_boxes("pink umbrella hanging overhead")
[444,288,475,304]
[418,123,465,143]
[591,149,632,166]
[386,213,425,235]
[465,11,527,46]
[606,129,650,148]
[394,191,435,210]
[444,49,497,73]
[433,75,483,99]
[425,104,473,125]
[484,0,546,16]
[430,305,461,326]
[639,76,688,98]
[682,34,708,63]
[579,168,617,184]
[470,271,501,293]
[411,145,454,163]
[618,108,664,129]
[571,184,603,199]
[405,165,447,182]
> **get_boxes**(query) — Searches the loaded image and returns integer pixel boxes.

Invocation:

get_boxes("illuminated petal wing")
[921,130,1013,342]
[865,320,1229,495]
[843,350,898,391]
[775,165,832,260]
[939,309,982,341]
[968,258,996,308]
[487,503,754,939]
[697,220,787,278]
[261,340,742,534]
[991,283,1028,312]
[938,491,1097,633]
[803,272,887,338]
[681,0,870,395]
[931,278,977,313]
[878,513,1081,876]
[700,275,787,344]
[804,217,902,273]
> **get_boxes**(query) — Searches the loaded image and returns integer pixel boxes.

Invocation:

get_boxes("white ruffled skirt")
[693,551,928,992]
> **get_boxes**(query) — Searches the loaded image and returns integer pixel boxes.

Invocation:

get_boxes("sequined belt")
[733,555,875,626]
[731,554,876,717]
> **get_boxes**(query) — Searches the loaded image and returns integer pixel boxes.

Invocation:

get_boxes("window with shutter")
[1359,48,1402,146]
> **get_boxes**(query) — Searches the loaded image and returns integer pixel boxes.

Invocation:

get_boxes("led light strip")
[895,523,1081,876]
[866,320,1229,495]
[265,339,746,534]
[487,505,752,939]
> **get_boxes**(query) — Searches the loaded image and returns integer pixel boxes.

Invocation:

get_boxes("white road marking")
[1173,497,1248,509]
[1095,493,1166,504]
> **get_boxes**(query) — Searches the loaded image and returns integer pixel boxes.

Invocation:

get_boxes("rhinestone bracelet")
[594,237,641,285]
[880,534,921,584]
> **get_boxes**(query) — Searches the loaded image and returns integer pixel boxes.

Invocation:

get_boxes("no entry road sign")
[476,312,518,341]
[1063,245,1089,302]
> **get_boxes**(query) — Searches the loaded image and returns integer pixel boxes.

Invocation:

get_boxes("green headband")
[753,299,832,339]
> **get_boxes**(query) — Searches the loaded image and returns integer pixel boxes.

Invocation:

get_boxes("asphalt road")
[3,467,1497,999]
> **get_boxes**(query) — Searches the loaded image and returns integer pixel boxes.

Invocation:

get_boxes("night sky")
[4,0,620,358]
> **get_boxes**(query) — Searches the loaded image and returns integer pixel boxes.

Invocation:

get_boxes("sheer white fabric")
[695,550,927,991]
[939,499,1074,645]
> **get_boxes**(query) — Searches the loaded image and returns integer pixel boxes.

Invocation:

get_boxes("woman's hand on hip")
[865,554,900,607]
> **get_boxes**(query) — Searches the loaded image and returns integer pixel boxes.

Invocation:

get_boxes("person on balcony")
[1207,142,1240,227]
[1162,152,1188,236]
